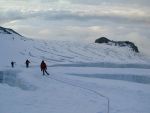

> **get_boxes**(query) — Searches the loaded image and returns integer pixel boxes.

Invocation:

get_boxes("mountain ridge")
[0,26,23,37]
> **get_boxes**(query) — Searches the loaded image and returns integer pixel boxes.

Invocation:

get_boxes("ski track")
[67,48,93,60]
[46,74,110,113]
[34,46,74,60]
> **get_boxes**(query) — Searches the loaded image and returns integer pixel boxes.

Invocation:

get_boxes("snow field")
[0,31,150,113]
[0,68,108,113]
[50,67,150,113]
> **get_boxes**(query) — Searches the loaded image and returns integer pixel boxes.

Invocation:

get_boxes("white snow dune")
[0,28,150,113]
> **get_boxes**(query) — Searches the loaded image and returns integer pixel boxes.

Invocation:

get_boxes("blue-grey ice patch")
[67,73,150,84]
[0,70,37,90]
[52,62,150,69]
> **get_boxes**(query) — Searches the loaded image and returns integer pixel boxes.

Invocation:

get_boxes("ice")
[0,70,37,90]
[68,73,150,84]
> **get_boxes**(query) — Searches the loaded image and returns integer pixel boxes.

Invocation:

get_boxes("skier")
[40,60,49,75]
[25,59,30,68]
[11,61,15,68]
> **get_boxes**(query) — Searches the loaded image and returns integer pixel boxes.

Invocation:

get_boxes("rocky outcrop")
[95,37,139,53]
[0,26,31,41]
[0,26,23,37]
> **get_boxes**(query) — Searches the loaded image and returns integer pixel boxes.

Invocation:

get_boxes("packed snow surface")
[0,30,150,113]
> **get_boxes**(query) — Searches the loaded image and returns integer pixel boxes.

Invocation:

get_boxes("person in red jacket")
[40,60,49,75]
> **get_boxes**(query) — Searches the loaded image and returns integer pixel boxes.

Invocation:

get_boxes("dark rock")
[0,26,32,41]
[95,37,139,53]
[0,26,22,37]
[0,26,11,34]
[95,37,110,43]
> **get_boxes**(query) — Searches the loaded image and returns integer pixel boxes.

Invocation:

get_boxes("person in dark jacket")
[11,61,15,68]
[40,60,49,75]
[25,59,30,68]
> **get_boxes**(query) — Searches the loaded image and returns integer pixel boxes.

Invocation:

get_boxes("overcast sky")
[0,0,150,52]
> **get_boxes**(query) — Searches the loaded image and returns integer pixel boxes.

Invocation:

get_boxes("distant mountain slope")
[0,26,22,36]
[0,27,150,67]
[0,26,29,41]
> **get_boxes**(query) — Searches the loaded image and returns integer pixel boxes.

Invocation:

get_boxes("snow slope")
[1,26,150,67]
[0,27,150,113]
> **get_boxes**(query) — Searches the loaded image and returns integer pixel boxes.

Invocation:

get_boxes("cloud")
[1,7,150,43]
[1,0,150,27]
[1,7,150,27]
[0,0,150,56]
[69,0,150,7]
